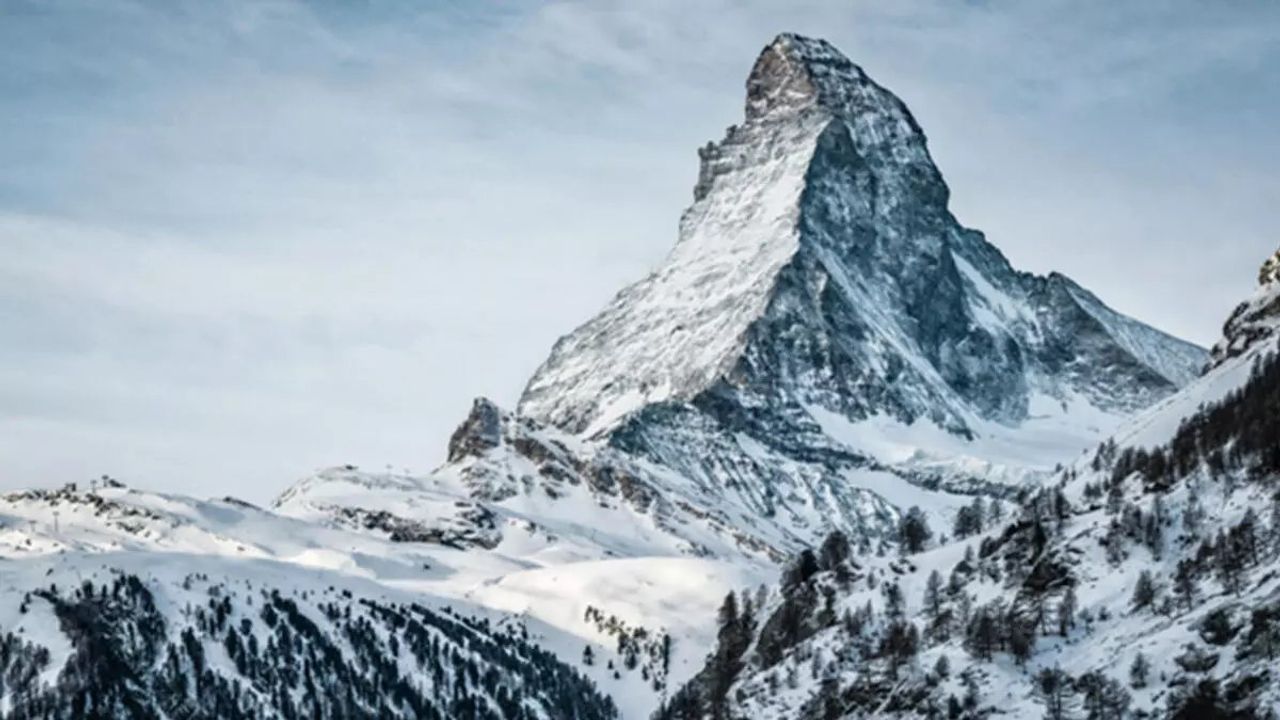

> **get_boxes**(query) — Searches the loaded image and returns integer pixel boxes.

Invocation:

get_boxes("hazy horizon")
[3,1,1278,502]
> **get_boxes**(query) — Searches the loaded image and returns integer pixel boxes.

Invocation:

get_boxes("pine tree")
[818,530,850,571]
[923,570,947,641]
[1239,508,1262,566]
[1246,607,1280,660]
[874,582,899,621]
[1169,679,1227,720]
[963,671,981,710]
[1269,492,1280,554]
[1144,496,1164,559]
[1106,477,1124,515]
[881,620,919,679]
[1129,652,1149,689]
[1173,560,1197,611]
[1130,571,1158,612]
[933,654,950,680]
[1199,607,1236,646]
[1007,612,1035,667]
[965,606,998,662]
[1183,487,1203,536]
[1104,520,1125,566]
[1035,666,1073,720]
[898,506,933,554]
[1078,671,1131,720]
[1216,528,1246,596]
[782,549,820,590]
[707,591,750,720]
[971,496,988,531]
[1057,585,1077,637]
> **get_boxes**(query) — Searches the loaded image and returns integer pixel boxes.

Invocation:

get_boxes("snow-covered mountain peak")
[518,35,945,437]
[0,34,1250,720]
[521,33,1201,446]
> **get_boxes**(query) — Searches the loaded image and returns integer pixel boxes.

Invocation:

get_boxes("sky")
[2,0,1278,503]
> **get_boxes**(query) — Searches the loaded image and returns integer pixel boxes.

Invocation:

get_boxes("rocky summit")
[506,33,1205,552]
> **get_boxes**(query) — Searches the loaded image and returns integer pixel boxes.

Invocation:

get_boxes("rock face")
[1211,247,1280,369]
[508,34,1204,550]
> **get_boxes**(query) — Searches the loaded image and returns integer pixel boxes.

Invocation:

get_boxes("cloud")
[2,0,1277,501]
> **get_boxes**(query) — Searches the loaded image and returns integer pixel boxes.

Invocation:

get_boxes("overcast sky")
[2,0,1277,503]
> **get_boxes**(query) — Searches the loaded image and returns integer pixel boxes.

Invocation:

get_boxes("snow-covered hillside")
[0,481,756,719]
[657,249,1280,719]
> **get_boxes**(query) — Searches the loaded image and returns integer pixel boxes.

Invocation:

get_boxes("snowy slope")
[0,482,754,720]
[658,249,1280,720]
[0,550,619,718]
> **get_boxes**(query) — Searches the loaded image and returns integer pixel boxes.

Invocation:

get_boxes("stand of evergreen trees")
[0,573,616,720]
[1104,342,1280,490]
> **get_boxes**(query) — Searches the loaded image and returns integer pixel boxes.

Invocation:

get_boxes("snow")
[807,395,1122,487]
[458,557,760,713]
[699,264,1280,718]
[953,253,1032,329]
[0,481,768,720]
[1116,334,1269,452]
[519,107,824,436]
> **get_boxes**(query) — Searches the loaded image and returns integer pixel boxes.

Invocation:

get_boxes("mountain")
[520,34,1200,440]
[284,33,1205,573]
[657,249,1280,719]
[0,33,1219,720]
[0,479,759,720]
[392,33,1203,561]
